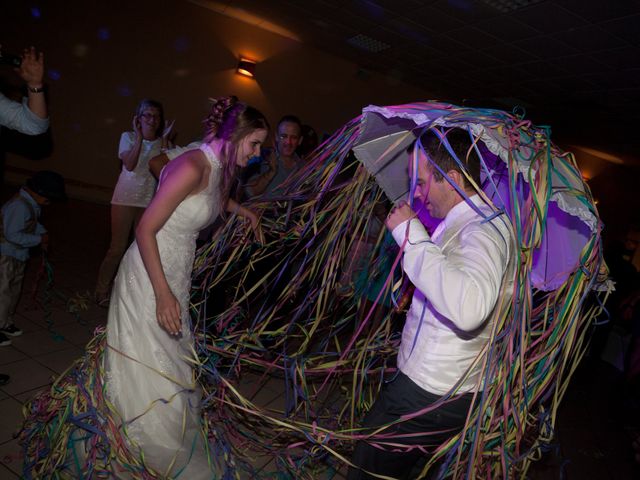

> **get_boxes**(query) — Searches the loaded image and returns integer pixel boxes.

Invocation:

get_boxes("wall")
[2,0,433,202]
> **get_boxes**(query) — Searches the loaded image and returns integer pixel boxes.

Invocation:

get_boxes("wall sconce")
[237,57,256,78]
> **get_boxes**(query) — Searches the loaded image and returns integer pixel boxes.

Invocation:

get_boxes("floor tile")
[9,329,75,357]
[0,347,28,366]
[0,358,55,397]
[0,398,24,444]
[0,461,19,479]
[45,322,99,349]
[6,314,44,335]
[13,385,48,405]
[80,306,109,324]
[15,304,80,331]
[33,346,83,376]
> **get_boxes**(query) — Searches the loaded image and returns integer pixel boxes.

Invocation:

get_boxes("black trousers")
[347,372,473,480]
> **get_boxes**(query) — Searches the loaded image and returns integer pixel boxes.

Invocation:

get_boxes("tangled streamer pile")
[20,102,606,479]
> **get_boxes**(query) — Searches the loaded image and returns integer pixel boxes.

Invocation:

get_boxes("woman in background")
[94,99,174,306]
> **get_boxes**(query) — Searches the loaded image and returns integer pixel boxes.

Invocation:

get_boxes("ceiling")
[198,0,640,165]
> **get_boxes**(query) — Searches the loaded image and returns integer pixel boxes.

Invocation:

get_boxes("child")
[0,170,65,346]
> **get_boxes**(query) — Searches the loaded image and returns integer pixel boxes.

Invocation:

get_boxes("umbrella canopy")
[352,101,599,291]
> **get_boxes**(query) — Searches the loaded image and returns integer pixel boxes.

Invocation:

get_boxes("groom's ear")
[447,169,465,191]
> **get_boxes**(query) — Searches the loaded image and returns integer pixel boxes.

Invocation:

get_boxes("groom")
[348,129,515,479]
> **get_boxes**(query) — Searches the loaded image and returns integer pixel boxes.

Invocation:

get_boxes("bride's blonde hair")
[202,96,269,205]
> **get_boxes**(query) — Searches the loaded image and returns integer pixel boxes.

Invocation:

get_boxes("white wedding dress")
[105,143,222,479]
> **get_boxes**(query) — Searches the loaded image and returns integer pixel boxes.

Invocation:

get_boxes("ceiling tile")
[583,70,640,90]
[600,14,640,47]
[512,2,589,33]
[402,45,444,64]
[341,0,398,24]
[447,26,502,49]
[329,9,379,32]
[368,0,432,12]
[551,75,597,93]
[428,34,474,55]
[279,0,341,16]
[517,79,560,96]
[412,61,455,77]
[476,16,540,42]
[453,50,504,69]
[514,36,580,59]
[393,49,427,65]
[481,65,534,83]
[591,47,640,70]
[482,42,533,64]
[386,17,434,46]
[432,58,478,78]
[548,55,613,76]
[556,0,640,22]
[410,5,467,32]
[553,25,627,53]
[431,0,500,23]
[517,60,569,79]
[370,26,417,48]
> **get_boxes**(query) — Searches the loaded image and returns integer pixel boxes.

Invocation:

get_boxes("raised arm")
[18,47,47,120]
[135,151,204,335]
[387,203,511,331]
[119,118,143,171]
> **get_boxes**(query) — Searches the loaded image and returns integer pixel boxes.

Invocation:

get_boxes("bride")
[21,96,269,479]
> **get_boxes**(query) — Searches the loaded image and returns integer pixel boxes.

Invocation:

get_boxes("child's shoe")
[0,324,23,337]
[0,333,11,346]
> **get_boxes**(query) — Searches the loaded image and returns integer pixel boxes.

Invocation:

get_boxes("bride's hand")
[156,291,182,336]
[244,209,264,244]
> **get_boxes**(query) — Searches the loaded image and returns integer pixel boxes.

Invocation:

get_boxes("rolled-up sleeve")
[0,93,49,135]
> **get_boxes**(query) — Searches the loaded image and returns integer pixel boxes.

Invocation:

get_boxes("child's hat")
[27,171,66,201]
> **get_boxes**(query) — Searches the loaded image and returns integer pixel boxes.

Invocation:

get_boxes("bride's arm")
[227,199,263,243]
[226,198,258,228]
[135,151,204,335]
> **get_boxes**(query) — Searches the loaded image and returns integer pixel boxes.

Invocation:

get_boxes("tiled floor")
[0,191,638,479]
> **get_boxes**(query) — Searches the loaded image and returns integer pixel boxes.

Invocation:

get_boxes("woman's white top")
[111,131,161,207]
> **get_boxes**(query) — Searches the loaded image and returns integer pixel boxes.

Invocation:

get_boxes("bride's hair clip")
[204,95,240,138]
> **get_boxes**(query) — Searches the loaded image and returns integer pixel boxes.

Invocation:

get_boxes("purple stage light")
[361,1,385,20]
[47,69,61,81]
[117,84,132,97]
[173,37,190,53]
[97,28,111,41]
[30,7,42,18]
[448,0,473,11]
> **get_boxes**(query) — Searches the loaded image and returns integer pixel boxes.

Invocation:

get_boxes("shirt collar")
[19,188,41,212]
[445,194,483,223]
[432,194,482,240]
